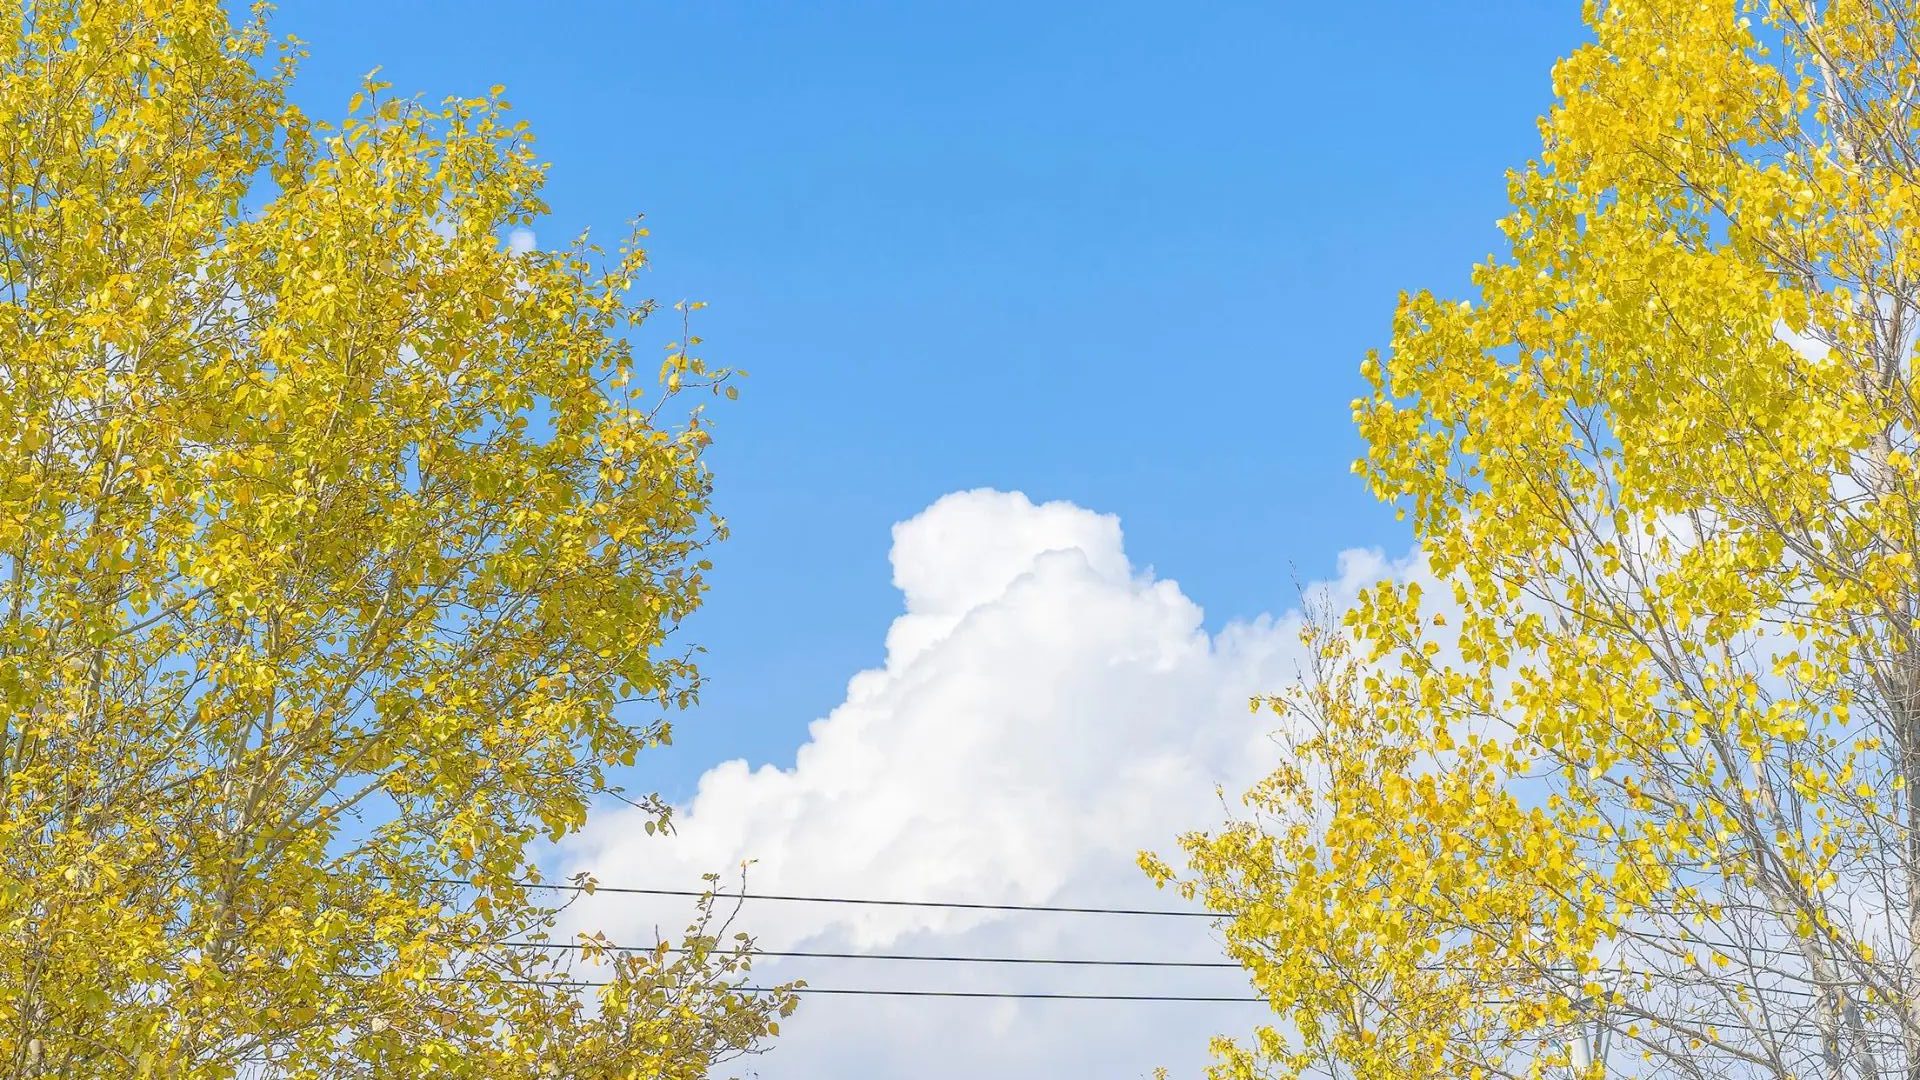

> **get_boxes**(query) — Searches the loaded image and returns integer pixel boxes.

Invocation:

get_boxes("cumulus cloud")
[550,489,1407,1078]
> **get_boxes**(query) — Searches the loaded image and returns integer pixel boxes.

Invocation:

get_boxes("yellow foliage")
[1155,1,1920,1076]
[0,2,792,1075]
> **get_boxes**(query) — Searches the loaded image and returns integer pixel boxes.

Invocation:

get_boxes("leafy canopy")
[0,1,791,1076]
[1153,1,1920,1077]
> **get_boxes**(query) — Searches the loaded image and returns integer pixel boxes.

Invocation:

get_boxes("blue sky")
[272,4,1591,1075]
[275,1,1584,801]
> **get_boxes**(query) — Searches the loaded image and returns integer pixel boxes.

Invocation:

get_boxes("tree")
[0,2,793,1075]
[1147,1,1920,1077]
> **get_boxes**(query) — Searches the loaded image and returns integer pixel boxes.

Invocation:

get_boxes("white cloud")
[508,227,537,255]
[1773,318,1831,362]
[551,489,1405,1079]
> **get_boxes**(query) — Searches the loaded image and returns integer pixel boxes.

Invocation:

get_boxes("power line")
[409,877,1872,976]
[392,878,1858,1002]
[420,877,1227,918]
[498,941,1238,968]
[336,970,1840,1016]
[745,987,1260,1002]
[387,973,1260,1001]
[481,942,1830,996]
[490,941,1835,997]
